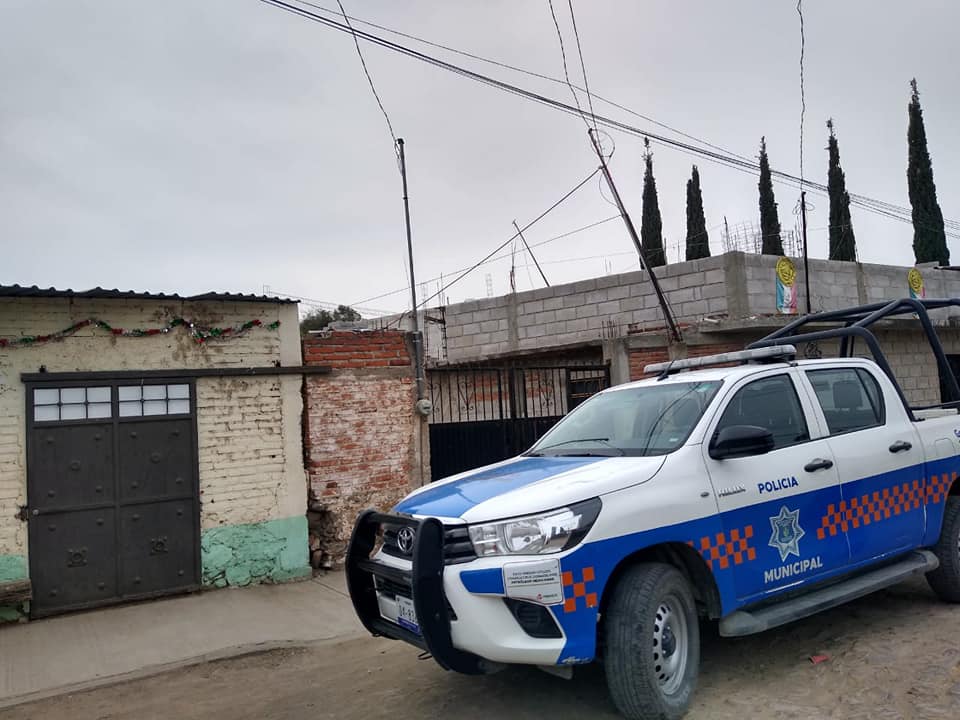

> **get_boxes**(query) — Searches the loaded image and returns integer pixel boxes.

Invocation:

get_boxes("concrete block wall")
[740,254,960,320]
[432,252,960,365]
[443,254,730,362]
[0,297,309,616]
[303,330,427,564]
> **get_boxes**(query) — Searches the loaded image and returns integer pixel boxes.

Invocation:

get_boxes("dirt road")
[4,576,960,720]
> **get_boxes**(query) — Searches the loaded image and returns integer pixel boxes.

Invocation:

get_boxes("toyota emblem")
[396,526,416,555]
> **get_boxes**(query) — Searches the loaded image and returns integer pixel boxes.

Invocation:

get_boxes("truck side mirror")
[709,425,775,460]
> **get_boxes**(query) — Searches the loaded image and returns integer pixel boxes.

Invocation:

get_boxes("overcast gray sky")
[3,1,958,315]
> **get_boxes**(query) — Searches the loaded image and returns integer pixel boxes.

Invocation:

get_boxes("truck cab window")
[806,367,885,434]
[715,374,809,450]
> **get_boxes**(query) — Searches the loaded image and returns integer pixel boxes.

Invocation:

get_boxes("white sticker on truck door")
[503,558,564,605]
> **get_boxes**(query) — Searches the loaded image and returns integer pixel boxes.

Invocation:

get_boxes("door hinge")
[17,505,30,522]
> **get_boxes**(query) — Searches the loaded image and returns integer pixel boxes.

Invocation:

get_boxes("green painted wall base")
[0,555,29,624]
[0,518,311,622]
[201,516,311,588]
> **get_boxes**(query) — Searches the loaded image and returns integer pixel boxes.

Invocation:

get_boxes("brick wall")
[197,376,290,528]
[303,330,427,564]
[304,329,412,369]
[628,341,745,381]
[628,347,670,381]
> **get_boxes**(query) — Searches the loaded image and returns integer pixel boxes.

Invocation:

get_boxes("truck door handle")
[804,458,834,472]
[889,440,912,453]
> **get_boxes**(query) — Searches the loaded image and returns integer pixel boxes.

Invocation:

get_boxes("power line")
[282,0,958,239]
[546,0,590,130]
[348,215,619,308]
[378,168,601,325]
[797,0,806,188]
[263,1,767,170]
[334,0,398,161]
[409,168,600,316]
[566,0,598,134]
[513,219,550,287]
[285,0,753,163]
[262,289,395,316]
[264,0,960,240]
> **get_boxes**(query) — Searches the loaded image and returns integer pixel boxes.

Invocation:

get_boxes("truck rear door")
[798,365,925,564]
[703,368,848,602]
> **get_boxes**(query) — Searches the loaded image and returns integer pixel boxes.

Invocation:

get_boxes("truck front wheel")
[603,563,700,720]
[928,496,960,602]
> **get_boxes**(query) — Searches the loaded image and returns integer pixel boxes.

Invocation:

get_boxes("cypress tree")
[685,165,710,260]
[758,137,784,255]
[640,138,666,267]
[907,79,949,265]
[826,119,857,261]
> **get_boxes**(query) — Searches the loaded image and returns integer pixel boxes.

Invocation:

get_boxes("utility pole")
[397,138,426,402]
[588,130,682,343]
[800,190,812,314]
[512,220,550,287]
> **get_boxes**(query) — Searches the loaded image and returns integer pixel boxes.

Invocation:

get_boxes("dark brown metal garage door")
[25,379,200,617]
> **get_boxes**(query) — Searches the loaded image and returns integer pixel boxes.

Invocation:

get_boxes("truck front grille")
[381,522,477,565]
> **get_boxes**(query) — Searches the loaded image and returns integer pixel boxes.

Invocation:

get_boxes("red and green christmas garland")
[0,317,281,349]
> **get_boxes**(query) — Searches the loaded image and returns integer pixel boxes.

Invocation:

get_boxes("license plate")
[396,595,419,634]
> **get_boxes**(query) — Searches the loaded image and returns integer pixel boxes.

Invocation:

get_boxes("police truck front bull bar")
[345,510,487,675]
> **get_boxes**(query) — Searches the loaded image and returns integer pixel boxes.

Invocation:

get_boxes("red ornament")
[251,319,262,326]
[111,328,123,335]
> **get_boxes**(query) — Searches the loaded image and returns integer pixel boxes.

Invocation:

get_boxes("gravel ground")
[4,576,959,720]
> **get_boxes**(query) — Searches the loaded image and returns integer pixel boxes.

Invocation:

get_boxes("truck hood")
[393,454,667,523]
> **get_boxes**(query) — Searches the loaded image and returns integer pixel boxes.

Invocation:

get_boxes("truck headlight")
[467,498,601,557]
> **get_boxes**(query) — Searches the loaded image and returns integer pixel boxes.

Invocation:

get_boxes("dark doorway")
[426,364,610,480]
[26,379,200,617]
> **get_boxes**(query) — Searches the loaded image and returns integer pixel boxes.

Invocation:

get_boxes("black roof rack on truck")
[747,297,960,422]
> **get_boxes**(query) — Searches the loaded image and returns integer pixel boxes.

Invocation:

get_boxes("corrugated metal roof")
[0,284,298,304]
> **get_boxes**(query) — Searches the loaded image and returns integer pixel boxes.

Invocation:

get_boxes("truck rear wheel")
[603,563,699,720]
[928,496,960,602]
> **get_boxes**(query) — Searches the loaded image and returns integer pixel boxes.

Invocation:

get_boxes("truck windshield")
[528,381,722,457]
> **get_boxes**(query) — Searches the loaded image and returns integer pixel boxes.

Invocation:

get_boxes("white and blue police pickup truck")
[346,299,960,720]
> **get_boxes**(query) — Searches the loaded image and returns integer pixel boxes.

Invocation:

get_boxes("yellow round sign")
[776,257,796,286]
[908,268,924,295]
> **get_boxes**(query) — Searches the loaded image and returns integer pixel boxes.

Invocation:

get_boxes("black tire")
[603,563,700,720]
[927,496,960,602]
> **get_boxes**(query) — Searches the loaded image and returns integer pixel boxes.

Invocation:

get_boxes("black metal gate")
[427,365,610,480]
[25,379,200,617]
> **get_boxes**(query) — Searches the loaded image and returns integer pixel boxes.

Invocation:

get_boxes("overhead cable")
[566,0,598,134]
[546,0,591,130]
[348,215,619,308]
[334,0,399,162]
[264,0,960,239]
[409,168,601,315]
